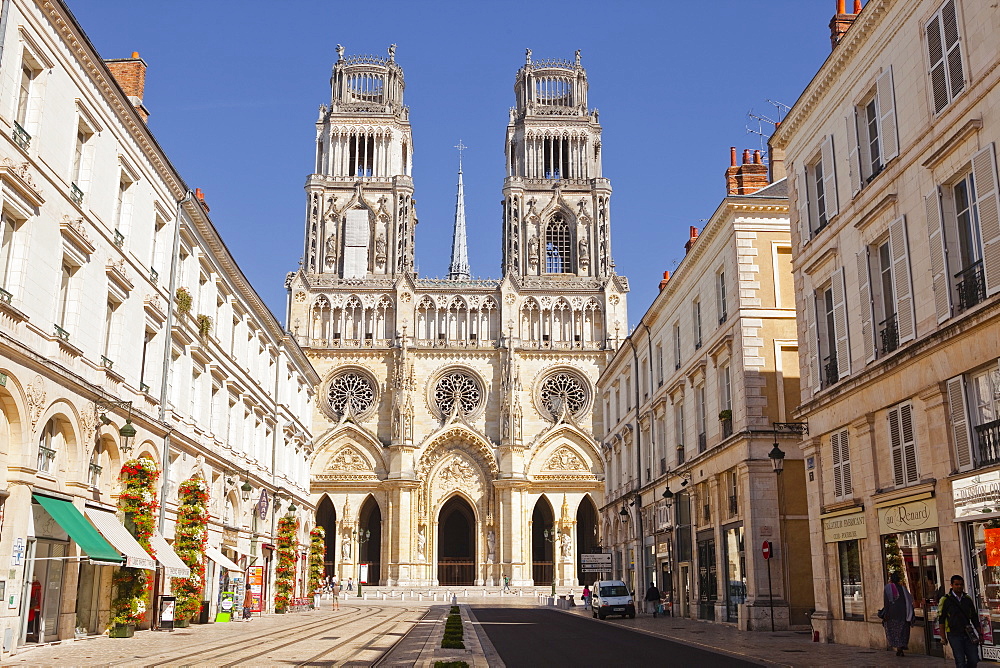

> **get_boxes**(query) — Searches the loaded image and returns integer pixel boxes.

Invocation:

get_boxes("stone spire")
[448,141,471,280]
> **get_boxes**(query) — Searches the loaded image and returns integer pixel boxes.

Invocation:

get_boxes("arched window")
[37,418,57,473]
[545,214,571,274]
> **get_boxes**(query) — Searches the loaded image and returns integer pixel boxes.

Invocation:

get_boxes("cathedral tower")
[303,44,416,279]
[502,50,612,279]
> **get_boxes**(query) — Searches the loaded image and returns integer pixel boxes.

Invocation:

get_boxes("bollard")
[452,594,458,605]
[464,589,468,598]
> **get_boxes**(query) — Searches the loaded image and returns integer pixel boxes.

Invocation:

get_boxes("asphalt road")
[472,607,764,668]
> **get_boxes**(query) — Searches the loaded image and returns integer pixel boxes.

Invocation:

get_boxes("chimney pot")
[837,0,845,13]
[753,150,762,165]
[730,147,737,167]
[853,0,862,13]
[659,270,671,291]
[131,51,140,59]
[742,149,752,165]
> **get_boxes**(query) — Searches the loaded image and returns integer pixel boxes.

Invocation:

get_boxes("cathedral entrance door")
[358,496,381,585]
[437,497,475,585]
[531,498,555,586]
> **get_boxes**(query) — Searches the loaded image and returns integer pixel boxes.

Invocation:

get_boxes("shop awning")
[85,508,156,570]
[31,494,123,566]
[150,531,191,578]
[205,545,243,573]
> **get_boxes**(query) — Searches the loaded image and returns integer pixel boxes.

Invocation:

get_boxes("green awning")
[32,494,123,565]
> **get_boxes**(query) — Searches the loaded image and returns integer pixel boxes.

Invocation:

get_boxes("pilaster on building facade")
[596,150,815,631]
[0,0,316,656]
[771,0,1000,660]
[286,47,628,589]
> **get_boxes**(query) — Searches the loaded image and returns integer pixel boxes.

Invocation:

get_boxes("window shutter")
[888,216,916,343]
[847,112,862,197]
[343,209,369,278]
[807,296,820,394]
[946,375,974,472]
[900,403,918,484]
[926,13,949,114]
[856,249,875,364]
[832,267,851,379]
[888,406,905,487]
[831,431,844,499]
[942,0,964,99]
[821,135,839,218]
[972,143,1000,296]
[925,188,952,322]
[840,429,852,497]
[795,166,810,243]
[876,66,899,162]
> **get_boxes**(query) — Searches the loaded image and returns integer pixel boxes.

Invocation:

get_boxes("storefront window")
[838,539,863,620]
[882,529,943,623]
[966,521,1000,653]
[724,526,746,622]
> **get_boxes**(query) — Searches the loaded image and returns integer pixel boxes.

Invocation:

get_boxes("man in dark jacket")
[939,574,982,667]
[645,582,661,618]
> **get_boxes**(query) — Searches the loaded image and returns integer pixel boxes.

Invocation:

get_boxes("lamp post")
[543,525,560,596]
[95,399,136,454]
[355,529,370,597]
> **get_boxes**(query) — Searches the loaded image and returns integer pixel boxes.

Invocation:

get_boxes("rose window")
[434,371,482,417]
[540,371,588,419]
[327,372,375,418]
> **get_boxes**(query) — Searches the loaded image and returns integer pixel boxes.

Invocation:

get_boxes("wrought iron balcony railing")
[70,182,84,205]
[0,287,12,305]
[956,261,986,313]
[113,229,125,248]
[37,445,55,472]
[878,313,899,355]
[823,354,839,388]
[12,121,30,150]
[975,417,1000,468]
[54,324,70,341]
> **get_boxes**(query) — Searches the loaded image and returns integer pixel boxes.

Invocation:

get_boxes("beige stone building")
[288,48,627,587]
[0,0,316,655]
[770,0,1000,659]
[596,150,814,630]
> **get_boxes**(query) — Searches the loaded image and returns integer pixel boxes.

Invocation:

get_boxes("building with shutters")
[0,0,316,654]
[287,48,627,587]
[769,0,1000,659]
[595,148,814,630]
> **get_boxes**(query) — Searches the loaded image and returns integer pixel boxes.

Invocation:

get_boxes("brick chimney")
[726,148,770,195]
[830,0,863,50]
[684,226,699,255]
[659,270,670,291]
[104,52,149,122]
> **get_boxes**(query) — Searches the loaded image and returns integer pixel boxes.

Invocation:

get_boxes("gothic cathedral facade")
[286,47,628,586]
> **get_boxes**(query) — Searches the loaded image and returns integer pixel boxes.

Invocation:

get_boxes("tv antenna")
[746,99,791,160]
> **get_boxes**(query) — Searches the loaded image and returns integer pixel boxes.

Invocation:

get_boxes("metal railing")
[956,261,986,312]
[0,287,12,305]
[878,313,899,355]
[54,324,70,341]
[113,229,125,248]
[12,121,30,150]
[140,382,151,394]
[70,183,84,205]
[37,445,55,472]
[437,559,474,586]
[149,267,159,283]
[676,445,686,465]
[100,356,114,370]
[823,355,839,388]
[975,418,1000,467]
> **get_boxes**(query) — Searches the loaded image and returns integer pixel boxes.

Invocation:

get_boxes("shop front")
[876,493,944,658]
[696,530,717,621]
[655,533,672,615]
[722,524,745,623]
[820,506,867,622]
[953,469,1000,663]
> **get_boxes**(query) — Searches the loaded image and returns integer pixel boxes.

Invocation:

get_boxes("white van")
[591,580,635,619]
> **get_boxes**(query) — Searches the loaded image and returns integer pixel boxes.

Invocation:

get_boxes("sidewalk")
[556,605,944,668]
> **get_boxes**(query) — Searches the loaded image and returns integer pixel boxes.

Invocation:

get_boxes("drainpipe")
[158,190,192,532]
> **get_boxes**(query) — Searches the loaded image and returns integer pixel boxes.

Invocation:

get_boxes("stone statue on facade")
[342,533,352,560]
[417,526,427,562]
[487,529,496,563]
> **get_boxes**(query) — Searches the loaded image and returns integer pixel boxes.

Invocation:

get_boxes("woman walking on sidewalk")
[645,582,662,618]
[582,585,591,610]
[882,572,915,656]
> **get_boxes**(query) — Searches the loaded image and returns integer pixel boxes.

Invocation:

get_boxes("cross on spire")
[454,140,468,172]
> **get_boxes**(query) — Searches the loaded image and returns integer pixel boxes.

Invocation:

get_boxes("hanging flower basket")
[308,526,326,600]
[110,457,159,634]
[171,478,209,624]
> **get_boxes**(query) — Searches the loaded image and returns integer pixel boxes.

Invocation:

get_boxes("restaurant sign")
[953,470,1000,520]
[821,508,867,543]
[877,496,938,535]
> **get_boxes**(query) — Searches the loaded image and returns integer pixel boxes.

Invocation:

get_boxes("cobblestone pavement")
[557,604,945,668]
[2,601,426,667]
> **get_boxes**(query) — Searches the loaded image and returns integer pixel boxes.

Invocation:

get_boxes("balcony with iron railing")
[37,445,55,472]
[0,287,12,305]
[70,183,84,205]
[823,354,839,388]
[676,444,686,465]
[975,417,1000,468]
[113,229,125,248]
[878,313,899,355]
[956,261,986,313]
[54,324,70,341]
[12,121,30,150]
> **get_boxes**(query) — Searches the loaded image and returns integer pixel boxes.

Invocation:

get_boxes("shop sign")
[953,470,1000,520]
[821,509,867,543]
[877,497,938,534]
[656,541,669,556]
[247,565,263,613]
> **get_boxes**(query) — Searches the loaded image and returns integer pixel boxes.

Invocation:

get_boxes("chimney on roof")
[725,147,770,196]
[684,226,699,255]
[104,52,149,122]
[830,0,863,50]
[195,188,210,212]
[659,270,670,291]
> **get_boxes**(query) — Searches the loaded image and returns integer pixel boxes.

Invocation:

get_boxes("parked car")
[592,580,636,619]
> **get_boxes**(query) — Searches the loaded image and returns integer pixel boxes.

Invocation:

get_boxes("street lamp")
[543,525,560,596]
[240,479,253,502]
[768,442,786,475]
[354,529,370,598]
[769,422,809,475]
[96,399,136,454]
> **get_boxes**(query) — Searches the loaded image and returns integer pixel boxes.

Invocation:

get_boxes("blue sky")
[71,0,841,328]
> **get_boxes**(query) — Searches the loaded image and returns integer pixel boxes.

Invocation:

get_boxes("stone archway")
[358,495,382,585]
[437,496,475,585]
[531,496,555,585]
[316,496,337,579]
[576,495,599,584]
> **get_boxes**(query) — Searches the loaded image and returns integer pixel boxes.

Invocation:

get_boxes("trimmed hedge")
[434,662,469,668]
[440,609,465,649]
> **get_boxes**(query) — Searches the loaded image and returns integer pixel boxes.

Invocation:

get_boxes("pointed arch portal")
[576,495,599,584]
[358,496,382,585]
[532,497,555,585]
[316,496,337,579]
[438,496,475,585]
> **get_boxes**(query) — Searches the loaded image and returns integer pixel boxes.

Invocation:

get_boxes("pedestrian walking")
[242,588,254,620]
[347,577,354,592]
[331,579,341,611]
[881,572,914,656]
[940,574,982,667]
[644,581,662,617]
[502,574,511,593]
[582,585,591,610]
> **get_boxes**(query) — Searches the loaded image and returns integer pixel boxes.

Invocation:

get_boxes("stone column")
[744,457,789,630]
